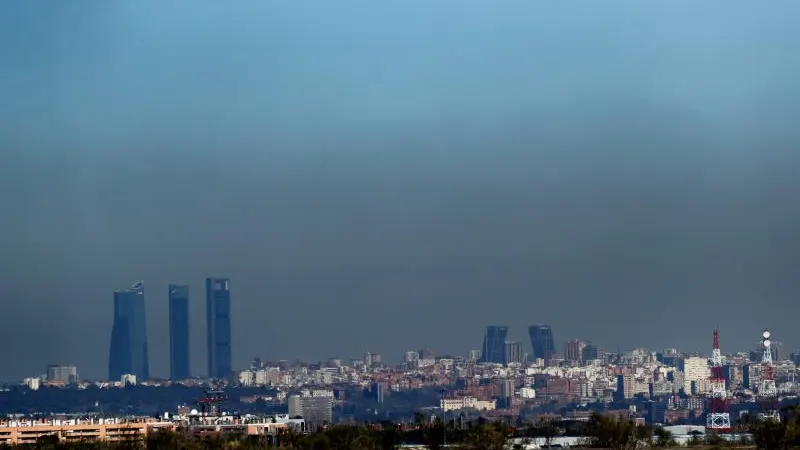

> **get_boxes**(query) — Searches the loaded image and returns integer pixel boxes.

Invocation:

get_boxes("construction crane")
[195,388,226,417]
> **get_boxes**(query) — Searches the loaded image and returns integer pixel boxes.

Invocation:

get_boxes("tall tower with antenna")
[758,329,780,422]
[706,329,731,431]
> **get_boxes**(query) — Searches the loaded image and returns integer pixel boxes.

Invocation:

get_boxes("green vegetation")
[748,405,800,450]
[4,407,800,449]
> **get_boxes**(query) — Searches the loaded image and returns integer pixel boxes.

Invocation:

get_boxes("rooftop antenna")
[758,329,780,422]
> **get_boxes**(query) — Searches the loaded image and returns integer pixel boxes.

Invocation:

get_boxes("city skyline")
[7,324,797,445]
[23,320,799,384]
[17,274,800,382]
[94,280,794,383]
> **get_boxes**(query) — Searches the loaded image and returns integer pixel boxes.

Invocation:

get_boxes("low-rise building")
[439,397,496,412]
[0,417,173,446]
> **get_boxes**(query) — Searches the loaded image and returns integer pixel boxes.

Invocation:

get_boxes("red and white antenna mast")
[706,329,731,431]
[758,329,780,422]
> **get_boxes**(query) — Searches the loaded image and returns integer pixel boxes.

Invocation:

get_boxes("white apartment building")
[682,357,711,394]
[519,387,536,399]
[439,397,496,412]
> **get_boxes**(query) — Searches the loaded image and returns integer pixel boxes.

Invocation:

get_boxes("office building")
[481,326,508,364]
[372,382,385,404]
[108,281,150,381]
[583,343,603,362]
[168,285,190,380]
[648,401,667,424]
[46,365,78,385]
[206,277,232,378]
[503,341,523,365]
[680,357,711,394]
[364,351,381,367]
[403,351,420,363]
[723,364,742,391]
[564,339,587,364]
[528,324,556,365]
[616,374,637,400]
[288,395,332,431]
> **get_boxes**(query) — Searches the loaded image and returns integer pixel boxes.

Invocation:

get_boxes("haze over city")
[2,1,800,382]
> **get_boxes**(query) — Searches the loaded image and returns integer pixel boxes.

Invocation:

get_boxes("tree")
[296,432,331,450]
[376,424,400,450]
[583,412,638,450]
[704,432,731,448]
[145,429,181,450]
[324,424,377,450]
[350,434,379,450]
[749,416,799,450]
[35,434,59,450]
[461,423,506,450]
[531,417,558,446]
[421,418,444,450]
[634,423,653,446]
[652,426,677,448]
[280,428,303,449]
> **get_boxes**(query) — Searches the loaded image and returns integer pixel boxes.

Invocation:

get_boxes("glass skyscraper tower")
[528,324,556,364]
[108,281,150,381]
[482,325,508,364]
[168,285,190,380]
[206,277,232,378]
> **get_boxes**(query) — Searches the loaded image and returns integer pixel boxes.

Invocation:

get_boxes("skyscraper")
[504,340,523,365]
[564,339,587,364]
[168,285,190,380]
[481,326,508,364]
[528,324,556,365]
[206,277,232,378]
[108,281,150,381]
[46,365,78,385]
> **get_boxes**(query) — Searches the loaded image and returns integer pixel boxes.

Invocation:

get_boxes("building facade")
[0,418,173,446]
[46,365,78,385]
[680,357,711,394]
[583,343,603,362]
[481,326,508,364]
[206,278,232,378]
[504,341,523,365]
[528,324,556,365]
[288,395,332,431]
[564,339,587,364]
[169,285,191,380]
[108,281,150,381]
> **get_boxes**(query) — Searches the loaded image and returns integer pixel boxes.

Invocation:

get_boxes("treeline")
[4,408,800,450]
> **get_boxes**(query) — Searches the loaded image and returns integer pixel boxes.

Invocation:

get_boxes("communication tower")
[706,329,731,431]
[758,329,780,422]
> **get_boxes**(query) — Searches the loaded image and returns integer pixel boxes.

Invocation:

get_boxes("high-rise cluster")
[480,324,557,365]
[107,278,232,382]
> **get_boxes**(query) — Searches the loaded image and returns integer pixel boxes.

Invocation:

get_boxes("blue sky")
[1,1,799,380]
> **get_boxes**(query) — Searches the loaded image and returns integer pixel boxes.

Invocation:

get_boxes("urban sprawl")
[4,280,799,447]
